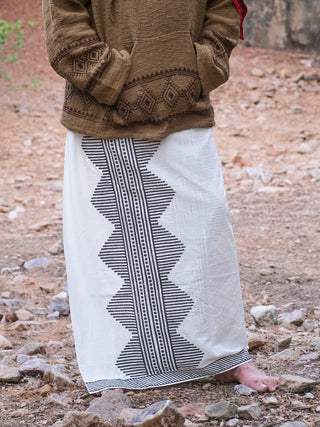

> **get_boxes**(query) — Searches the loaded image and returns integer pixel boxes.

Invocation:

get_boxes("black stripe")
[81,136,204,380]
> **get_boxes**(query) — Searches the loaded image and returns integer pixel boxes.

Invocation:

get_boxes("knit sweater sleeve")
[194,0,242,96]
[42,0,131,106]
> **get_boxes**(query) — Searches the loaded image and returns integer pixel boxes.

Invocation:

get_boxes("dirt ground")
[0,1,320,426]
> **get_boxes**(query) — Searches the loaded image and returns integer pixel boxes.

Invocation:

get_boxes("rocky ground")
[1,1,320,426]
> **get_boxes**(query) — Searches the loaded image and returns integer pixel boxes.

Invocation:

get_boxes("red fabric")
[232,0,247,40]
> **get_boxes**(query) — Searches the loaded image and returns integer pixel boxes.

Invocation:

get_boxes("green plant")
[1,70,10,80]
[0,14,37,81]
[31,77,40,88]
[7,53,19,62]
[10,84,21,92]
[0,15,25,49]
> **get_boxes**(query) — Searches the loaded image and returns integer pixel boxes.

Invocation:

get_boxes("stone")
[17,341,46,356]
[310,168,320,180]
[202,382,211,390]
[304,392,314,399]
[226,419,239,427]
[8,206,25,221]
[245,166,273,184]
[28,221,52,231]
[312,338,320,350]
[299,352,319,361]
[5,312,18,323]
[251,68,265,78]
[24,257,54,269]
[178,403,206,417]
[6,321,39,331]
[290,104,303,114]
[118,408,143,424]
[0,334,13,349]
[38,384,54,397]
[36,300,53,313]
[259,268,274,276]
[263,396,279,406]
[0,298,26,309]
[15,309,34,321]
[47,311,60,320]
[278,374,317,392]
[247,332,267,350]
[246,80,258,90]
[303,320,316,331]
[277,336,292,351]
[1,266,21,274]
[271,348,301,361]
[86,390,131,422]
[0,199,10,213]
[40,283,56,293]
[123,400,185,427]
[61,411,111,427]
[205,401,238,420]
[49,240,64,255]
[46,393,72,407]
[43,364,74,389]
[250,305,278,325]
[183,421,198,427]
[19,358,51,377]
[238,403,262,420]
[48,340,64,349]
[279,423,307,427]
[1,291,11,299]
[298,142,313,154]
[234,384,257,396]
[47,183,63,192]
[13,274,28,285]
[257,186,290,194]
[300,72,320,82]
[280,310,305,326]
[50,292,70,316]
[23,138,32,147]
[14,104,29,114]
[0,366,22,383]
[16,354,33,364]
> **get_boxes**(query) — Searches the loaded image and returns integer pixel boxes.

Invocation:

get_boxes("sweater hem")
[60,112,215,140]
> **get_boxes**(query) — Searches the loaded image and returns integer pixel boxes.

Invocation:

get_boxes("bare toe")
[216,361,277,393]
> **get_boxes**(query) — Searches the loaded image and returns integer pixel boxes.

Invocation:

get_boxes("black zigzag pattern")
[82,136,203,379]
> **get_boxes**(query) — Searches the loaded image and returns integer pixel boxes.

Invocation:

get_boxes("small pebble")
[49,292,70,316]
[234,384,257,396]
[0,335,13,349]
[251,68,265,78]
[46,393,72,407]
[226,419,239,426]
[264,396,279,406]
[304,392,314,399]
[24,257,54,269]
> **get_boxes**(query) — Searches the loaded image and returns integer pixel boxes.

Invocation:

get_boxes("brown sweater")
[43,0,241,140]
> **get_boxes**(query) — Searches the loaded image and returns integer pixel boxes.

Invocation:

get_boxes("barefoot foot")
[216,361,277,392]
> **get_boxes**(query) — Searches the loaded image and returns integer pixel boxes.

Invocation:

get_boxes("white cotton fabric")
[63,127,249,393]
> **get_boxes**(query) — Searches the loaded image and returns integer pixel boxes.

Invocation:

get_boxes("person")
[42,0,277,394]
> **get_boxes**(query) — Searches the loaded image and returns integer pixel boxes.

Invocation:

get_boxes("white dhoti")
[63,127,249,393]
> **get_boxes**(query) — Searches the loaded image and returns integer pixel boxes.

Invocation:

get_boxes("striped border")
[86,348,251,393]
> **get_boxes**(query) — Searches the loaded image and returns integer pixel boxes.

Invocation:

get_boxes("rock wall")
[244,0,320,55]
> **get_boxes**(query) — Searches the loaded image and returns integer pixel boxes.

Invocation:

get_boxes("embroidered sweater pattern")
[43,0,246,140]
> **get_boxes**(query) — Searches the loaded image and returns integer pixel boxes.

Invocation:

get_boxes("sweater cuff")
[89,49,131,106]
